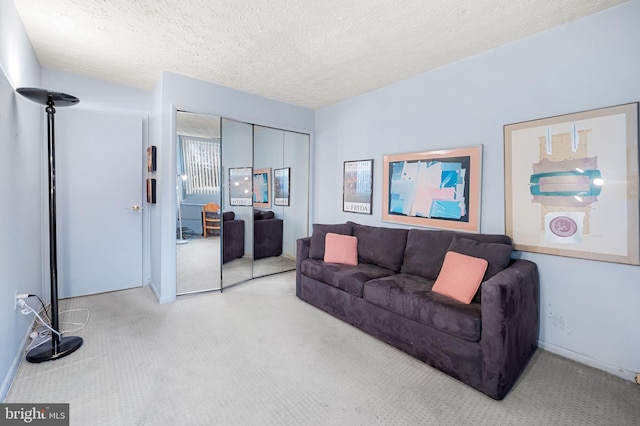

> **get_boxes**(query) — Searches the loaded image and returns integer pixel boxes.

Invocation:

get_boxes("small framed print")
[147,146,157,172]
[343,159,373,214]
[274,167,290,206]
[146,178,156,203]
[229,167,253,206]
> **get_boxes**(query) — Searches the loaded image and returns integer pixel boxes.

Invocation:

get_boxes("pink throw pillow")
[324,233,358,266]
[432,251,488,304]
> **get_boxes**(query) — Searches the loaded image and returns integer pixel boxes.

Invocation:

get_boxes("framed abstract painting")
[382,146,482,232]
[504,102,639,265]
[253,168,271,208]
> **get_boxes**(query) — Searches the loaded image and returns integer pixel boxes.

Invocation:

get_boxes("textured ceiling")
[13,0,628,109]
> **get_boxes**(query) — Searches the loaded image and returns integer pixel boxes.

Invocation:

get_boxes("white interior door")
[55,108,143,298]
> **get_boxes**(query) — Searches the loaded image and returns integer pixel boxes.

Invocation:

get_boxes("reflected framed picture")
[343,159,373,214]
[229,167,253,206]
[382,146,482,232]
[504,102,639,265]
[147,146,157,172]
[146,178,156,203]
[274,167,290,206]
[253,168,271,208]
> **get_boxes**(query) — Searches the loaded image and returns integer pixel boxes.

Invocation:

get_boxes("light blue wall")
[41,68,153,292]
[0,0,43,401]
[314,1,640,379]
[148,72,314,303]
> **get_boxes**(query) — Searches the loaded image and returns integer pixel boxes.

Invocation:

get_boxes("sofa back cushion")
[254,209,275,220]
[401,229,456,279]
[351,223,408,272]
[401,229,512,280]
[447,236,513,281]
[309,223,353,260]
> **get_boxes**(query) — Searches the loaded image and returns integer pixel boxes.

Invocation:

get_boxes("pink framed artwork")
[382,146,482,232]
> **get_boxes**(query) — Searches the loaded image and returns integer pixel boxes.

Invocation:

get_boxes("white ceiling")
[13,0,628,109]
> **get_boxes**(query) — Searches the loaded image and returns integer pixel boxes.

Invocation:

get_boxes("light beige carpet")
[177,236,297,294]
[6,272,640,425]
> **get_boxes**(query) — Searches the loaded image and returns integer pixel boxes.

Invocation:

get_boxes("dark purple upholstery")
[309,223,353,259]
[363,274,482,342]
[222,217,244,263]
[296,223,539,400]
[350,222,408,272]
[254,214,283,260]
[300,258,394,297]
[447,236,513,303]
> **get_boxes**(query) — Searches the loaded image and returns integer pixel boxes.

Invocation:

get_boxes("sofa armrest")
[479,259,539,399]
[296,237,312,297]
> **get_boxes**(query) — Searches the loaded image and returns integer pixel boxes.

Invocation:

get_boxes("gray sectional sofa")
[296,221,539,400]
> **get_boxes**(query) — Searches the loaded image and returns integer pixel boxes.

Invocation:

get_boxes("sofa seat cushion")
[300,258,395,297]
[363,274,482,342]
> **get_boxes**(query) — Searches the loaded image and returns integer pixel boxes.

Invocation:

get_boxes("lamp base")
[26,336,83,363]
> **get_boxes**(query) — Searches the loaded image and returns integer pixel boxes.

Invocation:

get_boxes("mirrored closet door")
[176,112,224,294]
[252,126,309,279]
[176,113,310,295]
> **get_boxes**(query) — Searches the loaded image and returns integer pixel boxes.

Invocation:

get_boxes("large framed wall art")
[382,146,482,232]
[504,102,639,265]
[343,159,373,214]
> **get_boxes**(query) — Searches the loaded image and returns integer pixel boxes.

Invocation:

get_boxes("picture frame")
[274,167,290,206]
[253,168,271,208]
[147,146,157,172]
[229,167,253,206]
[343,159,373,214]
[382,146,482,232]
[146,178,156,203]
[504,102,639,265]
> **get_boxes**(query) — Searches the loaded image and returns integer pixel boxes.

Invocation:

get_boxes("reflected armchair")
[222,211,245,263]
[253,209,283,260]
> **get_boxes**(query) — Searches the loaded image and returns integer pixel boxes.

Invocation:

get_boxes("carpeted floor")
[6,272,640,425]
[177,236,296,294]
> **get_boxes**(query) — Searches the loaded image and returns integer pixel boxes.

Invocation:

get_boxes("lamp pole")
[17,88,84,363]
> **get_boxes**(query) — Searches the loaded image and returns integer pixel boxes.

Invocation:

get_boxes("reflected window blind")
[181,138,221,195]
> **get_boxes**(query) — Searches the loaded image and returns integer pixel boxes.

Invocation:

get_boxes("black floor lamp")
[17,87,83,363]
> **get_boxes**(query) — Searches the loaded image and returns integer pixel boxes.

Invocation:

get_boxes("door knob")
[126,205,142,211]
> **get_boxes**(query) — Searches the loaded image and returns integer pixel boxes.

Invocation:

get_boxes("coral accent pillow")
[432,251,489,304]
[324,233,358,266]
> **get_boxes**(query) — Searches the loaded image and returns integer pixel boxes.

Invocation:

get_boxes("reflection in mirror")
[253,126,310,278]
[175,112,223,295]
[221,119,254,288]
[282,130,310,271]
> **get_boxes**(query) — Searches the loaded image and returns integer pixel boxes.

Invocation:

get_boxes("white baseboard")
[539,341,637,382]
[0,321,34,402]
[147,280,161,303]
